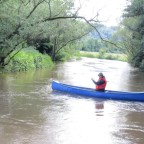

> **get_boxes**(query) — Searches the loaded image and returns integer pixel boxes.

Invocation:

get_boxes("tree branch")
[40,15,121,48]
[26,0,45,19]
[44,0,52,17]
[5,0,120,49]
[6,0,45,39]
[55,30,92,55]
[3,41,26,66]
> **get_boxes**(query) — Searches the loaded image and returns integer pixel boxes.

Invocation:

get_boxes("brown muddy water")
[0,57,144,144]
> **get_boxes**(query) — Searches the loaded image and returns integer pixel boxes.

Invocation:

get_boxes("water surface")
[0,58,144,144]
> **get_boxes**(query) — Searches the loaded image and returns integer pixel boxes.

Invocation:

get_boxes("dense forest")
[0,0,144,72]
[0,0,91,72]
[119,0,144,71]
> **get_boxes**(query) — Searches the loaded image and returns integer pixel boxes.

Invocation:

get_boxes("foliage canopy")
[0,0,91,69]
[121,0,144,70]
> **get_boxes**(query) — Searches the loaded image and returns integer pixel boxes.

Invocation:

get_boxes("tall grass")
[79,51,128,62]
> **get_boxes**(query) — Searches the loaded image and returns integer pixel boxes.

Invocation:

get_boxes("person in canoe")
[91,72,107,91]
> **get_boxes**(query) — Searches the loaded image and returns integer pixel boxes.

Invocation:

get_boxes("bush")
[4,48,53,72]
[98,49,106,59]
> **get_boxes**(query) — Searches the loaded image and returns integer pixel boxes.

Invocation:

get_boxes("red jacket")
[96,77,107,90]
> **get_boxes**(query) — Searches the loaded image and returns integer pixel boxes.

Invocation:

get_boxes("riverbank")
[1,49,127,73]
[79,51,128,62]
[3,48,53,72]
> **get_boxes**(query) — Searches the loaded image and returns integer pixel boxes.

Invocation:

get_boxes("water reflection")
[95,101,104,116]
[50,96,112,144]
[125,70,144,92]
[0,58,144,144]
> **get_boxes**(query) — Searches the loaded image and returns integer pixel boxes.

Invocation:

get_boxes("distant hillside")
[79,24,120,53]
[90,24,117,39]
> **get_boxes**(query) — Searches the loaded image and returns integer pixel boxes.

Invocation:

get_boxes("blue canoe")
[52,81,144,102]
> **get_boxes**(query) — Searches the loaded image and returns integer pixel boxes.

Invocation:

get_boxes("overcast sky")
[75,0,127,26]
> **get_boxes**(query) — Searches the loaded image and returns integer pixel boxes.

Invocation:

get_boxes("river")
[0,57,144,144]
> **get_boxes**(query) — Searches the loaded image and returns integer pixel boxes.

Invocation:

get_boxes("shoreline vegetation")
[1,49,127,73]
[79,51,128,62]
[1,48,53,73]
[1,0,143,72]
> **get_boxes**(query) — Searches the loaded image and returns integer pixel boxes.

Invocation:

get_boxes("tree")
[121,0,144,70]
[0,0,95,66]
[79,24,119,53]
[1,0,119,68]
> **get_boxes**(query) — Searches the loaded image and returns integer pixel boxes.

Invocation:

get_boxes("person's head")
[98,72,104,77]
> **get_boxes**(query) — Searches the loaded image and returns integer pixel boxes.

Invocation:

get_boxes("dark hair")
[98,72,104,77]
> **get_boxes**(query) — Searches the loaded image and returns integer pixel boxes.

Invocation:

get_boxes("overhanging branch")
[41,15,121,48]
[55,30,92,55]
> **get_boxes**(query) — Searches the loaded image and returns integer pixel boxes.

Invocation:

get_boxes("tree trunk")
[52,37,58,61]
[0,56,6,67]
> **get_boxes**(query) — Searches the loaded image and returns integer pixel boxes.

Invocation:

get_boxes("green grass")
[79,51,128,62]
